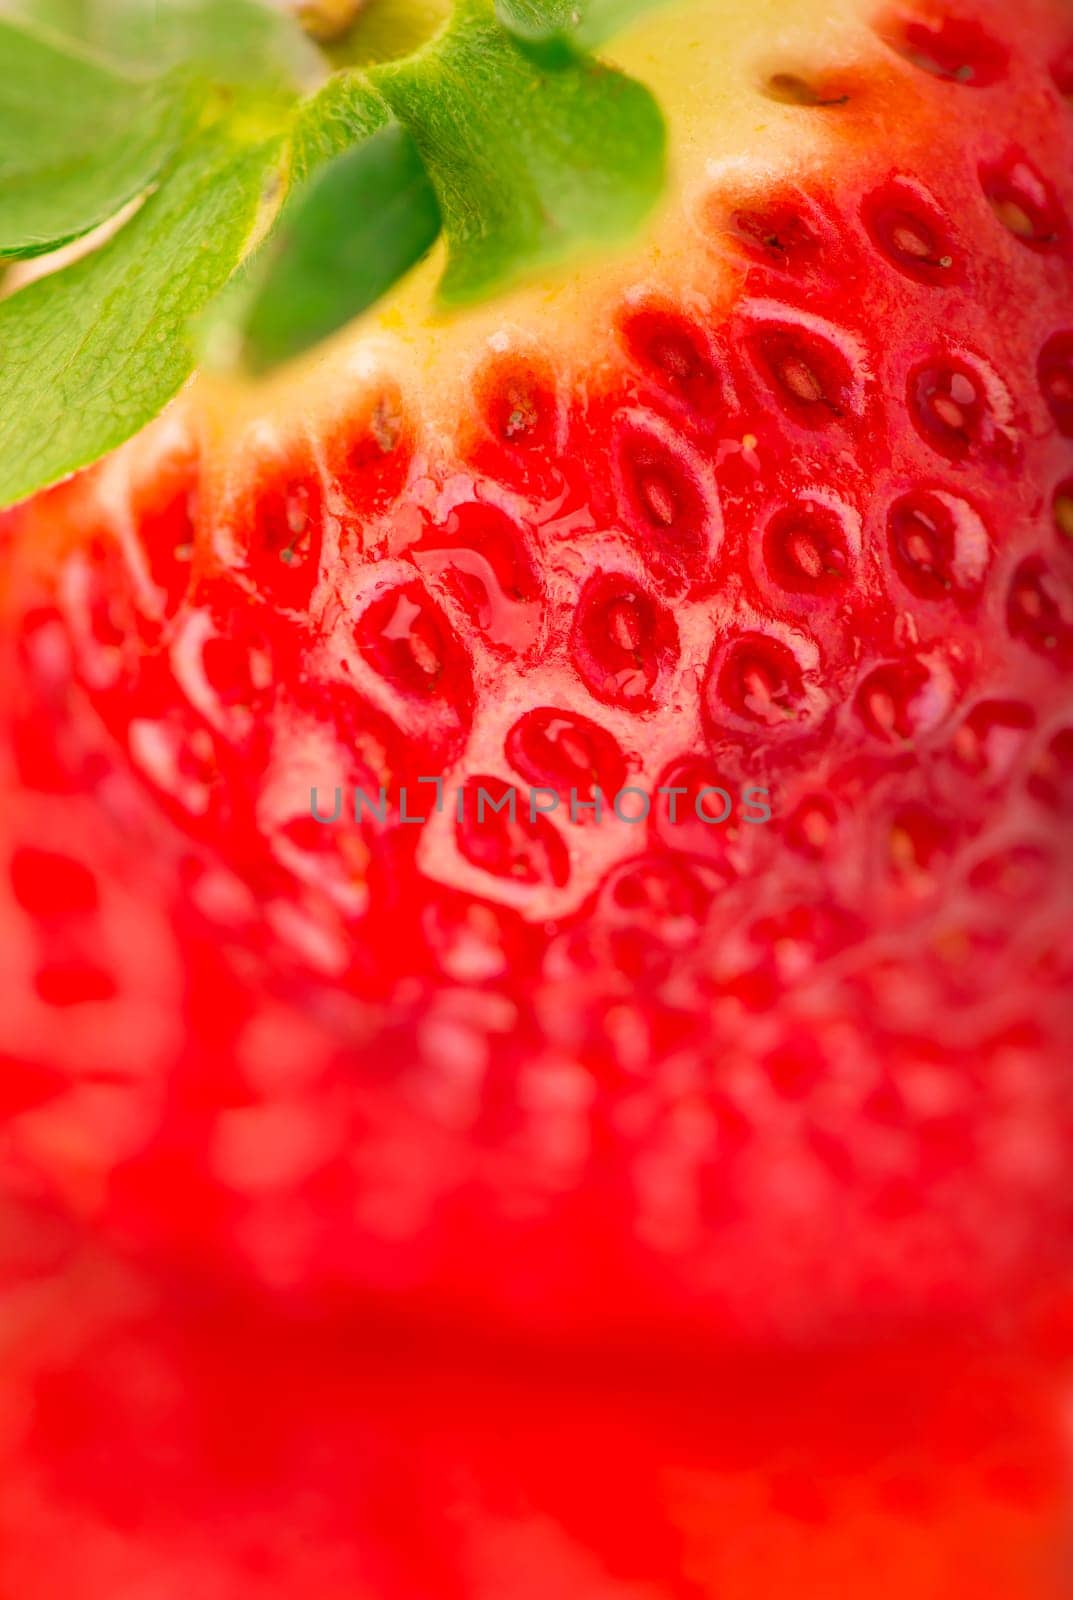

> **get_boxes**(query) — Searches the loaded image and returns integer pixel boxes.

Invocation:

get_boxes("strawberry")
[2,0,1073,1357]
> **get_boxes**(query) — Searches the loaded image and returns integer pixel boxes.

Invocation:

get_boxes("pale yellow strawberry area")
[196,0,885,453]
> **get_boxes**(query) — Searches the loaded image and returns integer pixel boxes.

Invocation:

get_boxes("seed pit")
[65,541,131,660]
[752,324,856,426]
[887,489,989,599]
[855,658,949,743]
[888,802,953,879]
[413,504,540,656]
[355,581,473,717]
[327,387,413,519]
[712,633,810,728]
[766,1041,825,1099]
[131,455,199,618]
[650,757,743,861]
[1028,727,1073,811]
[601,857,709,945]
[618,431,710,575]
[786,794,838,858]
[1006,555,1073,667]
[1053,480,1073,541]
[506,708,626,816]
[879,13,1009,85]
[455,776,569,887]
[764,502,851,594]
[264,484,314,566]
[724,198,823,267]
[952,699,1035,781]
[127,712,222,824]
[618,307,722,415]
[477,355,558,449]
[201,634,272,708]
[908,358,1012,460]
[981,155,1065,249]
[862,179,960,284]
[241,454,324,609]
[1039,333,1073,436]
[571,574,678,710]
[764,71,850,107]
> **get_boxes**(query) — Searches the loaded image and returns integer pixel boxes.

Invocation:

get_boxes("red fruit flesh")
[2,0,1073,1350]
[0,1204,1070,1600]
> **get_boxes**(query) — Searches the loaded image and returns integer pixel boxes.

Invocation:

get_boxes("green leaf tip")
[227,120,442,374]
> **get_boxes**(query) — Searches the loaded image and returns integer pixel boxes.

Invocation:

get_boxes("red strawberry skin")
[0,1201,1070,1600]
[3,0,1073,1351]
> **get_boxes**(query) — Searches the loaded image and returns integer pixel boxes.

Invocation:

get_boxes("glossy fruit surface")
[2,0,1073,1349]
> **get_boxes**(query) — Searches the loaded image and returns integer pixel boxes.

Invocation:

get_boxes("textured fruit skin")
[0,1203,1070,1600]
[3,0,1073,1348]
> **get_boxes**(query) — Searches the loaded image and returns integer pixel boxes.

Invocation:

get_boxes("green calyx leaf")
[0,129,283,509]
[0,0,322,88]
[0,0,667,509]
[370,0,666,307]
[0,17,194,259]
[219,0,666,366]
[231,118,441,373]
